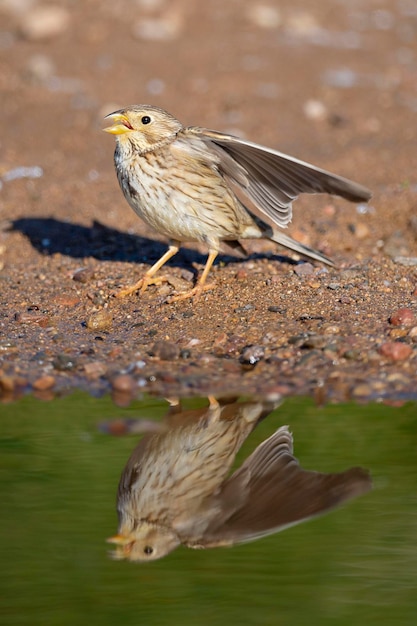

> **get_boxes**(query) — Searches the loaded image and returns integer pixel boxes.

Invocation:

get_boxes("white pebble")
[246,5,282,29]
[303,99,327,121]
[19,5,70,41]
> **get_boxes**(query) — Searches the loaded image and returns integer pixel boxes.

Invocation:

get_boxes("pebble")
[352,383,372,397]
[352,223,370,239]
[408,326,417,341]
[53,294,80,307]
[303,99,327,121]
[301,335,328,350]
[384,231,409,258]
[111,374,136,393]
[86,310,113,331]
[52,353,77,371]
[73,267,95,283]
[25,54,55,83]
[133,15,183,41]
[19,6,71,41]
[294,263,315,277]
[246,5,282,29]
[84,361,107,379]
[322,324,341,335]
[267,305,286,313]
[393,256,417,266]
[32,375,55,391]
[388,328,408,339]
[378,341,413,361]
[14,311,50,327]
[239,344,265,365]
[0,374,15,392]
[389,307,416,327]
[149,340,180,360]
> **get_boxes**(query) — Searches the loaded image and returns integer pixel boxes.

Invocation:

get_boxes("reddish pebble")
[149,341,180,360]
[389,308,416,327]
[54,295,80,307]
[33,375,55,391]
[378,341,413,361]
[111,374,136,393]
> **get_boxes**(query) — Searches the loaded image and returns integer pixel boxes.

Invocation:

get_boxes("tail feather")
[269,230,335,266]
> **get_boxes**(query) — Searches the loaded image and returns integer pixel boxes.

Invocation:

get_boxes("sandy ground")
[0,0,416,404]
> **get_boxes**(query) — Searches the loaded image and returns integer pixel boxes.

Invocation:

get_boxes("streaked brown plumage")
[104,105,372,301]
[108,397,372,562]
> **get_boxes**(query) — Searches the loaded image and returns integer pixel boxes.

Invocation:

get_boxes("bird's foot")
[168,281,215,303]
[114,274,169,298]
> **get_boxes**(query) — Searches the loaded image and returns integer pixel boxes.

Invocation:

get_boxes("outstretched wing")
[202,426,372,546]
[192,128,372,229]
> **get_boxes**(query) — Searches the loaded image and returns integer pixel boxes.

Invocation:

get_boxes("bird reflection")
[107,397,371,562]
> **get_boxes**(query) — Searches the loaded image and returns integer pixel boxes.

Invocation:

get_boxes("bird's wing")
[202,425,372,545]
[191,128,372,228]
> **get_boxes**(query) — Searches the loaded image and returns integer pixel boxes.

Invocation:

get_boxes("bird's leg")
[115,243,180,298]
[169,249,218,302]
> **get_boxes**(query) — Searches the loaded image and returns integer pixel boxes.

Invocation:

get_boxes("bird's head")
[107,521,180,562]
[103,105,183,153]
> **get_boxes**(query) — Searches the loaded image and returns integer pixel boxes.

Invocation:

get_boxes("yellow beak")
[103,113,133,135]
[106,534,132,545]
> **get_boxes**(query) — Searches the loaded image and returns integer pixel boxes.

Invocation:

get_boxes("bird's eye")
[143,545,154,555]
[141,116,151,125]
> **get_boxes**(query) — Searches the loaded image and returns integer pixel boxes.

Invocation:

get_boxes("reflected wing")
[192,128,372,228]
[202,426,372,546]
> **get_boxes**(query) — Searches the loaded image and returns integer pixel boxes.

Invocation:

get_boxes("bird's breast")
[114,143,254,246]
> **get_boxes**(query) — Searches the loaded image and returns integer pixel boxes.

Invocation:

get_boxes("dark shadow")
[11,217,296,270]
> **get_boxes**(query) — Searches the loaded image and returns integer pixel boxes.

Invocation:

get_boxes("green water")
[1,394,416,625]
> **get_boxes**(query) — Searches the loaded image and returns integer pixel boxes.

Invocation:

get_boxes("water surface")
[1,394,416,625]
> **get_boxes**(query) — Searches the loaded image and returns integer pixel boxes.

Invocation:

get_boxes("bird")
[104,105,372,301]
[107,397,372,562]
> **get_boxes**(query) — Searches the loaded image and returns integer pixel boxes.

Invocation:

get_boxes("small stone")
[240,344,265,365]
[352,383,372,397]
[388,328,408,339]
[0,375,15,392]
[327,282,340,290]
[303,99,327,121]
[378,341,413,361]
[389,307,416,327]
[267,305,286,313]
[301,335,328,350]
[86,310,113,331]
[14,311,50,327]
[393,256,417,266]
[322,324,341,335]
[149,341,180,360]
[246,5,282,29]
[407,326,417,340]
[111,374,135,393]
[133,14,183,41]
[384,231,409,258]
[32,375,55,391]
[53,353,77,371]
[84,361,107,379]
[25,53,55,82]
[53,294,80,307]
[20,6,71,41]
[294,263,315,277]
[73,267,95,283]
[235,268,248,280]
[353,223,370,239]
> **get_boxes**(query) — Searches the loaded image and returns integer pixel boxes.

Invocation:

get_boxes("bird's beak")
[103,113,133,135]
[107,533,132,545]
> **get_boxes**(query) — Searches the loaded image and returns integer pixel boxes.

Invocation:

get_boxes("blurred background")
[1,0,416,254]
